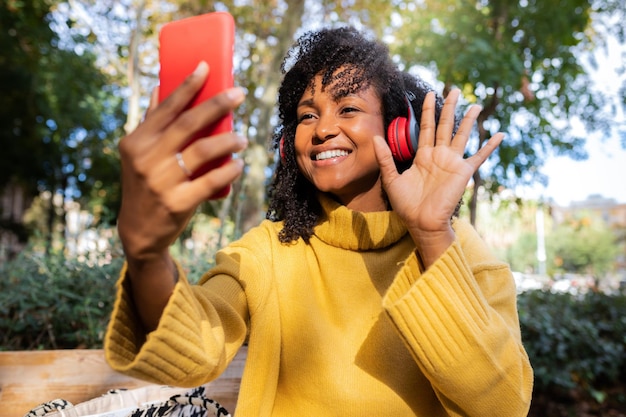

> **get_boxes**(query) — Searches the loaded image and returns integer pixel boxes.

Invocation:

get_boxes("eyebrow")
[297,98,315,109]
[297,93,365,109]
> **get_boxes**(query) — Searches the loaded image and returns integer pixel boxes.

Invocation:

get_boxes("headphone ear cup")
[387,116,413,162]
[387,92,420,162]
[386,117,404,161]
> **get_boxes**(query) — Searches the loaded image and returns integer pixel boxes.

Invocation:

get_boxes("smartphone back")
[158,12,235,198]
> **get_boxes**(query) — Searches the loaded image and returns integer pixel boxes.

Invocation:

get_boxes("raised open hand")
[374,89,503,265]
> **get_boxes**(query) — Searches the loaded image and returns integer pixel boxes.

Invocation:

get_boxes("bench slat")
[0,348,245,417]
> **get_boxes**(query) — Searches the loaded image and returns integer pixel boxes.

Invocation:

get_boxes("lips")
[314,149,350,161]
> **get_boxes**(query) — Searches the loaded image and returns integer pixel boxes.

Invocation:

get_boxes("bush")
[0,239,216,351]
[519,289,626,409]
[0,247,123,350]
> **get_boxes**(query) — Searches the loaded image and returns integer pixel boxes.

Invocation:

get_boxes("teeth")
[315,149,349,161]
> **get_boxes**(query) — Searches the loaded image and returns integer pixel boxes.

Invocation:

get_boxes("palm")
[387,145,476,231]
[376,89,503,234]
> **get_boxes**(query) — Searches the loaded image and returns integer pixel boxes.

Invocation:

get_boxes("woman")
[105,26,533,416]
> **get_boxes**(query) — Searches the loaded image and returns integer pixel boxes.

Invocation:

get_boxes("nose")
[314,113,340,142]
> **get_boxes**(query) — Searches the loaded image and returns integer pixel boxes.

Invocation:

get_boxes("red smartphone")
[158,12,235,199]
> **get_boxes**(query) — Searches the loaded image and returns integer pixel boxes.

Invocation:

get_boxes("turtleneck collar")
[313,193,408,251]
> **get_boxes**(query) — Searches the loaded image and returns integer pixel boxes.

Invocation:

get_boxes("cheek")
[369,118,386,137]
[349,117,386,143]
[295,152,308,171]
[294,128,311,164]
[294,143,313,180]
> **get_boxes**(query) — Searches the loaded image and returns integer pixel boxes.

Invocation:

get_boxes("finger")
[450,104,482,153]
[145,61,210,133]
[468,132,505,169]
[177,158,246,206]
[418,92,437,149]
[148,147,246,212]
[120,87,161,158]
[144,87,160,120]
[160,87,246,153]
[436,88,460,146]
[373,135,400,187]
[172,133,249,180]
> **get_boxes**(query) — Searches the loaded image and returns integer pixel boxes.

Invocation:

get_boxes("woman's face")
[294,73,387,211]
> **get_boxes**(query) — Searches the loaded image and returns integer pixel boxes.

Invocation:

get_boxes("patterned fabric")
[129,386,231,417]
[23,386,230,417]
[24,399,73,417]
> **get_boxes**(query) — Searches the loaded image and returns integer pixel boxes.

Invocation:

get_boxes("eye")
[340,106,360,115]
[297,113,316,123]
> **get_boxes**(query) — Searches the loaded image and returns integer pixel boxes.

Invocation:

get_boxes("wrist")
[410,227,455,269]
[126,250,178,283]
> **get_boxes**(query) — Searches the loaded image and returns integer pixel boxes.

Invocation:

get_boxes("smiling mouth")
[314,149,350,161]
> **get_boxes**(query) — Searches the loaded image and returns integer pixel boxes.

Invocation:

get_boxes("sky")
[523,34,626,207]
[536,135,626,206]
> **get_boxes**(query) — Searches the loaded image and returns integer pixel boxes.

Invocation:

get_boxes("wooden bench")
[0,347,246,417]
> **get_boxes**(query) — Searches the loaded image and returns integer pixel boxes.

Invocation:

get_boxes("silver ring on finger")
[175,152,192,178]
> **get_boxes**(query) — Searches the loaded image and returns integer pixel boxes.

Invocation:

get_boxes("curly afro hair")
[266,26,451,244]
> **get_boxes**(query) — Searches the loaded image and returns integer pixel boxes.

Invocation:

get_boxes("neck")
[330,183,389,212]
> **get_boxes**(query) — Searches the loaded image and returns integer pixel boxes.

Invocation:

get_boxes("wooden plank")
[0,347,245,417]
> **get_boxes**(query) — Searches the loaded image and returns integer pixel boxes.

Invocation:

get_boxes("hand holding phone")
[158,12,235,199]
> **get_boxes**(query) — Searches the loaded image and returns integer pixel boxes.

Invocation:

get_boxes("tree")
[45,0,401,244]
[390,0,625,226]
[0,0,125,253]
[549,214,619,280]
[0,0,57,195]
[506,231,539,273]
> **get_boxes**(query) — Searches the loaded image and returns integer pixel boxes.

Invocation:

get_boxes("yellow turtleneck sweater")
[105,195,533,416]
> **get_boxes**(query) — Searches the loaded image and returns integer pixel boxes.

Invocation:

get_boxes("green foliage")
[506,231,539,273]
[498,206,620,277]
[519,289,626,400]
[549,215,620,276]
[390,0,624,224]
[0,0,125,228]
[0,230,221,350]
[0,0,58,194]
[0,245,123,350]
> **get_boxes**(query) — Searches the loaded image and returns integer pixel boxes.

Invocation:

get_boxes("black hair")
[266,26,453,243]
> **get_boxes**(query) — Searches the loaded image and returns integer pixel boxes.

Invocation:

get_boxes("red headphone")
[280,91,419,163]
[386,92,419,162]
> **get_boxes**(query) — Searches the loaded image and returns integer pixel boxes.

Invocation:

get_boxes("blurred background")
[1,0,625,415]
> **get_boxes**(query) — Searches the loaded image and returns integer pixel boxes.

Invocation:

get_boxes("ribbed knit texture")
[105,194,532,416]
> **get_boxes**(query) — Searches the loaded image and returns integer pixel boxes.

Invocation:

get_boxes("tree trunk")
[235,0,305,235]
[124,0,147,134]
[469,170,481,226]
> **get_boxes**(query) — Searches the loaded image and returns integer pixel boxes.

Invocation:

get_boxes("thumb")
[373,135,399,186]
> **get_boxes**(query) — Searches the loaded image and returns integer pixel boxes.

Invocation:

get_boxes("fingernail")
[227,87,245,102]
[237,134,249,147]
[193,61,208,76]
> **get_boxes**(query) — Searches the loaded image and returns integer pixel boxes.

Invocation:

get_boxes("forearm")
[106,251,250,386]
[126,251,178,332]
[384,240,533,416]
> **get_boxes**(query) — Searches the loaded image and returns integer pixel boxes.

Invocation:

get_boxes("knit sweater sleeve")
[104,258,249,387]
[382,219,533,417]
